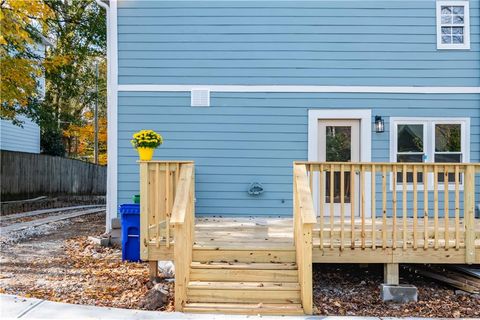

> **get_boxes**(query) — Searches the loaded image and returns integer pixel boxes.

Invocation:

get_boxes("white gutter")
[95,0,117,233]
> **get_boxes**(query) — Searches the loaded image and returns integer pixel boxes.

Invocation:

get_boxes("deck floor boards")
[191,216,480,248]
[148,216,480,263]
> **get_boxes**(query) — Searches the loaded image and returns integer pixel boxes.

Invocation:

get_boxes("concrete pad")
[380,284,418,303]
[0,294,388,320]
[0,294,43,319]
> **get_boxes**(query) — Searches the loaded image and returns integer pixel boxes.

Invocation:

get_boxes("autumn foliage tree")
[41,0,107,162]
[1,0,107,162]
[0,0,53,122]
[64,111,107,165]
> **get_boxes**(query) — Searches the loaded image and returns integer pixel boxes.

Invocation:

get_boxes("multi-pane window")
[435,124,462,182]
[396,124,425,183]
[437,1,470,49]
[391,118,469,189]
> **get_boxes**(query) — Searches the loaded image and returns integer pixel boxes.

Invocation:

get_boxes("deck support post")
[149,261,158,280]
[139,162,149,261]
[464,165,475,264]
[384,263,399,285]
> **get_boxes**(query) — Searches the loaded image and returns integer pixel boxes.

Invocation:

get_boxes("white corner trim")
[118,85,480,94]
[100,0,118,232]
[109,0,118,233]
[308,109,372,217]
[436,0,470,50]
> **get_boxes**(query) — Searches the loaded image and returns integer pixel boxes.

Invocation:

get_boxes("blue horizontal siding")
[118,1,479,9]
[117,92,480,217]
[118,0,480,86]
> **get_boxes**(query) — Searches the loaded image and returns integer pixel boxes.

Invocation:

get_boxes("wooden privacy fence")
[295,162,480,264]
[1,150,106,200]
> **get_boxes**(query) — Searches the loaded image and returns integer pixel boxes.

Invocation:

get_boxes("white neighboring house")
[0,116,41,154]
[0,37,50,154]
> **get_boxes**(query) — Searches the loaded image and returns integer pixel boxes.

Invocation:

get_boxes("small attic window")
[436,1,470,49]
[191,89,210,107]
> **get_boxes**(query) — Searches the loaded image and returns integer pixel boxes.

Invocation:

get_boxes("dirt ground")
[1,212,478,316]
[313,264,480,318]
[0,212,173,311]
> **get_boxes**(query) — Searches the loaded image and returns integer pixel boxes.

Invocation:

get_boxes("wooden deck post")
[149,261,158,280]
[171,164,195,311]
[140,162,149,261]
[464,165,476,264]
[384,263,399,285]
[293,164,316,315]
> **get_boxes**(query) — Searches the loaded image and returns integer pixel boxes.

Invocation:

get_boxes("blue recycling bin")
[119,204,140,262]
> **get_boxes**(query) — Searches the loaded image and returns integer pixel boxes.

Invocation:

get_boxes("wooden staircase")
[140,162,316,315]
[183,246,304,315]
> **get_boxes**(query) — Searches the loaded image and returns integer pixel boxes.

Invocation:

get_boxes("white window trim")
[436,0,471,50]
[390,117,470,191]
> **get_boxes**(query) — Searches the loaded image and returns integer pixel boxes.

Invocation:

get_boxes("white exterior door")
[318,119,360,216]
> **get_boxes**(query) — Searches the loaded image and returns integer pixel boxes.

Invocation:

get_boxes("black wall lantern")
[374,115,385,133]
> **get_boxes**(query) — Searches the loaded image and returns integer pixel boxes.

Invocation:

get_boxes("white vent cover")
[191,89,210,107]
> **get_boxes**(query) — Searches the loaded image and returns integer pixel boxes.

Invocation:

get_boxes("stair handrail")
[170,163,195,311]
[293,163,317,314]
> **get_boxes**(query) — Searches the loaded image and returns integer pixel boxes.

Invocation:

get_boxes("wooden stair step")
[192,248,296,263]
[193,243,295,250]
[183,302,304,315]
[190,261,297,270]
[190,268,299,282]
[187,287,301,303]
[188,281,300,291]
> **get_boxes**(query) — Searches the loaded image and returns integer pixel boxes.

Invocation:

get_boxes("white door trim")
[308,109,372,217]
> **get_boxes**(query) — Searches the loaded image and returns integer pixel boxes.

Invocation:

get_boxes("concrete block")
[111,217,121,229]
[110,235,122,246]
[88,236,110,247]
[380,284,418,303]
[111,228,121,238]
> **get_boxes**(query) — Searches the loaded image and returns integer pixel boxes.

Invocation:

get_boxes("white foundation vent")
[191,89,210,107]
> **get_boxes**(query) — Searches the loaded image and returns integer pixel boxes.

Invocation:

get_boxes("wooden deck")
[139,161,479,315]
[149,216,480,263]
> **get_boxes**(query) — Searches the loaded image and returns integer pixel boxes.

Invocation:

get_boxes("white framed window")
[390,117,470,190]
[436,1,470,50]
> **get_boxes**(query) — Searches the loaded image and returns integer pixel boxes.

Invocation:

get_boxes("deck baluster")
[330,164,334,249]
[155,163,161,248]
[165,163,170,248]
[454,165,460,250]
[371,164,376,250]
[444,165,450,250]
[350,164,355,249]
[382,165,387,249]
[402,165,407,251]
[360,165,366,249]
[424,165,429,250]
[434,165,439,249]
[392,165,397,249]
[340,164,345,251]
[413,165,418,250]
[319,164,325,250]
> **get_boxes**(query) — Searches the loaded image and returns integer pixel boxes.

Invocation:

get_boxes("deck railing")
[294,162,479,264]
[139,161,195,311]
[139,161,194,255]
[293,164,317,314]
[170,163,195,311]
